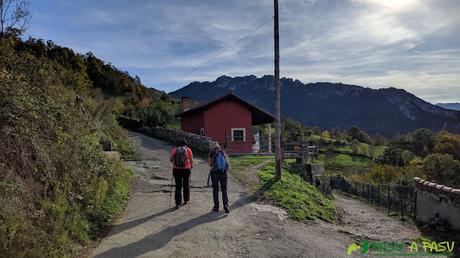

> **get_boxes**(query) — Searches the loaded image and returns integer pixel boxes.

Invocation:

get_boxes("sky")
[28,0,460,103]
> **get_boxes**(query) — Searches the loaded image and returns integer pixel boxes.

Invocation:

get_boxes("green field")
[336,144,386,158]
[321,153,373,168]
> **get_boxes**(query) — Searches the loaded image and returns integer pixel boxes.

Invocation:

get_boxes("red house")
[176,93,274,154]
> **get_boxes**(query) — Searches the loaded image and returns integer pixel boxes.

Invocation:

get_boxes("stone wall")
[117,115,142,130]
[290,163,325,183]
[311,164,325,175]
[414,177,460,231]
[138,126,217,153]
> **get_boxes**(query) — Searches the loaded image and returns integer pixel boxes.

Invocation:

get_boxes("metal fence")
[319,175,417,220]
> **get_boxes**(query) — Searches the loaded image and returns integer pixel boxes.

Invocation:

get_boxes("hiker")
[208,142,230,213]
[170,142,194,209]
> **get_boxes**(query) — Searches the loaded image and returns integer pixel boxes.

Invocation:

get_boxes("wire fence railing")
[317,175,417,220]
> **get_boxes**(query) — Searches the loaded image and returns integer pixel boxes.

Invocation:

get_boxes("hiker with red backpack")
[170,143,194,209]
[208,142,230,213]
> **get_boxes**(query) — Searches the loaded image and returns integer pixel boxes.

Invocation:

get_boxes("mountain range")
[437,103,460,111]
[170,75,460,136]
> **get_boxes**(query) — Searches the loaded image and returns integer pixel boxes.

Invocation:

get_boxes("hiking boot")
[212,206,219,212]
[182,201,188,206]
[175,204,180,209]
[224,205,230,214]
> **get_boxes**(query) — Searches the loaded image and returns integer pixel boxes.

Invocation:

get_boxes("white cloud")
[28,0,460,103]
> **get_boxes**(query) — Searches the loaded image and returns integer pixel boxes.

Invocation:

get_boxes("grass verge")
[229,155,273,191]
[229,155,337,222]
[258,162,336,222]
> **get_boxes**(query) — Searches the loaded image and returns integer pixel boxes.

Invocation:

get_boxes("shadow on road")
[94,194,254,258]
[107,207,176,238]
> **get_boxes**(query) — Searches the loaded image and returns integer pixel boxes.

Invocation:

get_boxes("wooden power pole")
[274,0,282,180]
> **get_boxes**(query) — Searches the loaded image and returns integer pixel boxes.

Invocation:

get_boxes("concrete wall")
[414,177,460,231]
[138,126,217,153]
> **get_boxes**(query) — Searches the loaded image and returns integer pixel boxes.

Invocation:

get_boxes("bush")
[421,154,460,187]
[367,165,405,184]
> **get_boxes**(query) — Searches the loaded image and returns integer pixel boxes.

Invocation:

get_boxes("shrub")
[421,154,460,187]
[366,165,405,184]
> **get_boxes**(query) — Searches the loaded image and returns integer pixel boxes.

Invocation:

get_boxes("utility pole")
[274,0,282,180]
[267,124,272,153]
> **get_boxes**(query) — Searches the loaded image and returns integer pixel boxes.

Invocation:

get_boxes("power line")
[165,15,274,90]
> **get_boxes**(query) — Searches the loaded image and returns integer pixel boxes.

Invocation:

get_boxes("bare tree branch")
[0,0,31,37]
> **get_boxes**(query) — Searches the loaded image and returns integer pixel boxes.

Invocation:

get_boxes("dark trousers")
[173,168,191,205]
[211,170,228,208]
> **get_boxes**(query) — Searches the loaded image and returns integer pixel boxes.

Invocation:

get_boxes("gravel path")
[331,193,421,243]
[90,131,422,258]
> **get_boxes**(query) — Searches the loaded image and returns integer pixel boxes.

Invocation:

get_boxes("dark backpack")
[174,146,187,167]
[212,150,228,172]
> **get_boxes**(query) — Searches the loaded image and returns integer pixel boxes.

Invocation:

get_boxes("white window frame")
[231,128,246,142]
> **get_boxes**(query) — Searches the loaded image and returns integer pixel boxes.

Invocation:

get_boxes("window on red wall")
[231,128,245,142]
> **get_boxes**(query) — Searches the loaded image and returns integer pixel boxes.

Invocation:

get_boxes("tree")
[331,127,344,140]
[347,126,371,143]
[311,126,321,135]
[401,150,415,165]
[411,128,435,157]
[433,131,460,160]
[321,130,331,139]
[422,154,460,187]
[283,118,305,142]
[390,134,413,152]
[375,146,405,166]
[134,75,141,84]
[372,134,387,146]
[0,0,31,37]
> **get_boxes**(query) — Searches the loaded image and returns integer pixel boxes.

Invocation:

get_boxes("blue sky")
[28,0,460,103]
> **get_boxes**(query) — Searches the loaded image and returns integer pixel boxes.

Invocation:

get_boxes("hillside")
[0,35,176,256]
[170,75,460,136]
[13,38,167,111]
[437,102,460,111]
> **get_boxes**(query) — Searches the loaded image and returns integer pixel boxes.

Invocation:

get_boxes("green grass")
[229,155,273,170]
[229,155,273,190]
[229,155,336,221]
[373,145,387,158]
[322,153,373,168]
[257,162,337,222]
[336,144,387,159]
[336,145,353,153]
[308,135,322,142]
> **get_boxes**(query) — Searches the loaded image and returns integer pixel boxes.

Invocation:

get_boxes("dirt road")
[90,132,421,258]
